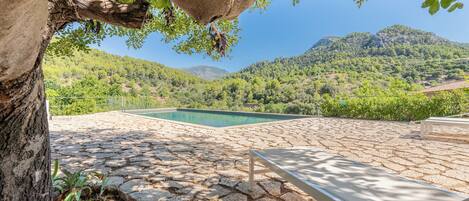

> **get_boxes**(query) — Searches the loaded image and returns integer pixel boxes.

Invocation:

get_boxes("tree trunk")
[0,64,51,201]
[0,0,51,199]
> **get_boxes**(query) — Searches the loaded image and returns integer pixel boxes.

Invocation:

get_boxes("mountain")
[307,25,449,52]
[235,25,469,87]
[309,36,341,50]
[184,65,229,80]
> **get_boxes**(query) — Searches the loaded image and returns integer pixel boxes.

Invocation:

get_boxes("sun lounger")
[421,117,469,135]
[249,148,468,201]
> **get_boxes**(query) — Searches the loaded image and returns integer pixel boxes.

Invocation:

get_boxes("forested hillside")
[236,25,468,87]
[43,49,205,114]
[44,25,469,120]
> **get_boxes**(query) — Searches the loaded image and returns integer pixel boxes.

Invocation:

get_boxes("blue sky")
[94,0,469,72]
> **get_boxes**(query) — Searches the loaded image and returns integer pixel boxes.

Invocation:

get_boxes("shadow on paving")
[50,128,313,201]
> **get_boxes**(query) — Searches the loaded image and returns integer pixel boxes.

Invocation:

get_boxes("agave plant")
[52,160,110,201]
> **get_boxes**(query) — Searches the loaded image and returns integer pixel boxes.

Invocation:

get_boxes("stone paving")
[49,112,469,201]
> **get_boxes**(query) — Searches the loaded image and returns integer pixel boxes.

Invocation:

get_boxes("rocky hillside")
[235,25,469,87]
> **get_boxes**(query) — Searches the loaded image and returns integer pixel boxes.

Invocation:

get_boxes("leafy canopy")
[47,0,464,59]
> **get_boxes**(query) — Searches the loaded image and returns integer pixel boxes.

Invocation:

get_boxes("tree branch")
[73,0,151,29]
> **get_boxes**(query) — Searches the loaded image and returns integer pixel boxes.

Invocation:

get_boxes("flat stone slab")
[219,177,239,188]
[107,176,125,187]
[221,193,248,201]
[205,185,231,199]
[260,180,282,196]
[105,159,127,168]
[236,182,266,199]
[280,192,308,201]
[120,179,150,193]
[129,189,172,201]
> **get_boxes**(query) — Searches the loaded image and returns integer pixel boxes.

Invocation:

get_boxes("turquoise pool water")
[139,109,304,127]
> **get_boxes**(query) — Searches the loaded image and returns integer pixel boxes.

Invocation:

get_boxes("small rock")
[129,156,152,162]
[105,159,127,168]
[219,177,239,188]
[259,181,282,196]
[92,152,114,159]
[202,176,220,186]
[107,176,125,187]
[148,175,167,182]
[221,193,248,201]
[206,185,232,199]
[129,189,173,201]
[257,198,277,201]
[164,195,193,201]
[236,182,266,199]
[168,145,193,152]
[217,169,247,179]
[156,152,177,161]
[164,180,185,189]
[119,179,149,193]
[175,187,193,194]
[112,166,143,176]
[280,192,306,201]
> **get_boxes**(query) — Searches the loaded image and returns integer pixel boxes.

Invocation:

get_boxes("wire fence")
[47,96,163,116]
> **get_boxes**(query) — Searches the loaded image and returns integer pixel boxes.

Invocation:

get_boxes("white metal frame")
[249,150,340,201]
[421,117,469,135]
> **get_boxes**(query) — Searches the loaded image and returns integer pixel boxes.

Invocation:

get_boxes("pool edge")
[121,108,312,129]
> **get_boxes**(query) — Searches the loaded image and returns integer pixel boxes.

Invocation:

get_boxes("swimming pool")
[131,109,307,128]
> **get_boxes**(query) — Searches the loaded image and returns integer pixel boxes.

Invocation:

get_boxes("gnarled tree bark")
[0,0,50,200]
[171,0,256,24]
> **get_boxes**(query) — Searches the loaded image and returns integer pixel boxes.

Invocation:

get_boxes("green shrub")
[52,160,109,201]
[321,89,468,121]
[264,103,287,113]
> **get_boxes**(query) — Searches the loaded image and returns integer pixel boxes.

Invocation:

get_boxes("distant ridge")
[235,24,469,88]
[184,65,229,80]
[307,25,451,53]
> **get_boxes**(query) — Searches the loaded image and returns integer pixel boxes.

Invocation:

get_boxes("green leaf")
[52,159,59,178]
[54,185,64,193]
[62,169,72,177]
[448,2,464,12]
[64,192,75,201]
[151,0,171,9]
[74,191,82,201]
[422,0,435,8]
[441,0,456,8]
[99,177,109,197]
[429,1,440,15]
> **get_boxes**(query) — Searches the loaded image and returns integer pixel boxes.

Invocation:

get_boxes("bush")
[264,103,287,113]
[321,90,468,121]
[285,103,321,115]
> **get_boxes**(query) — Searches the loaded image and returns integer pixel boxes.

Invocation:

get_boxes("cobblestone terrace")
[50,112,469,201]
